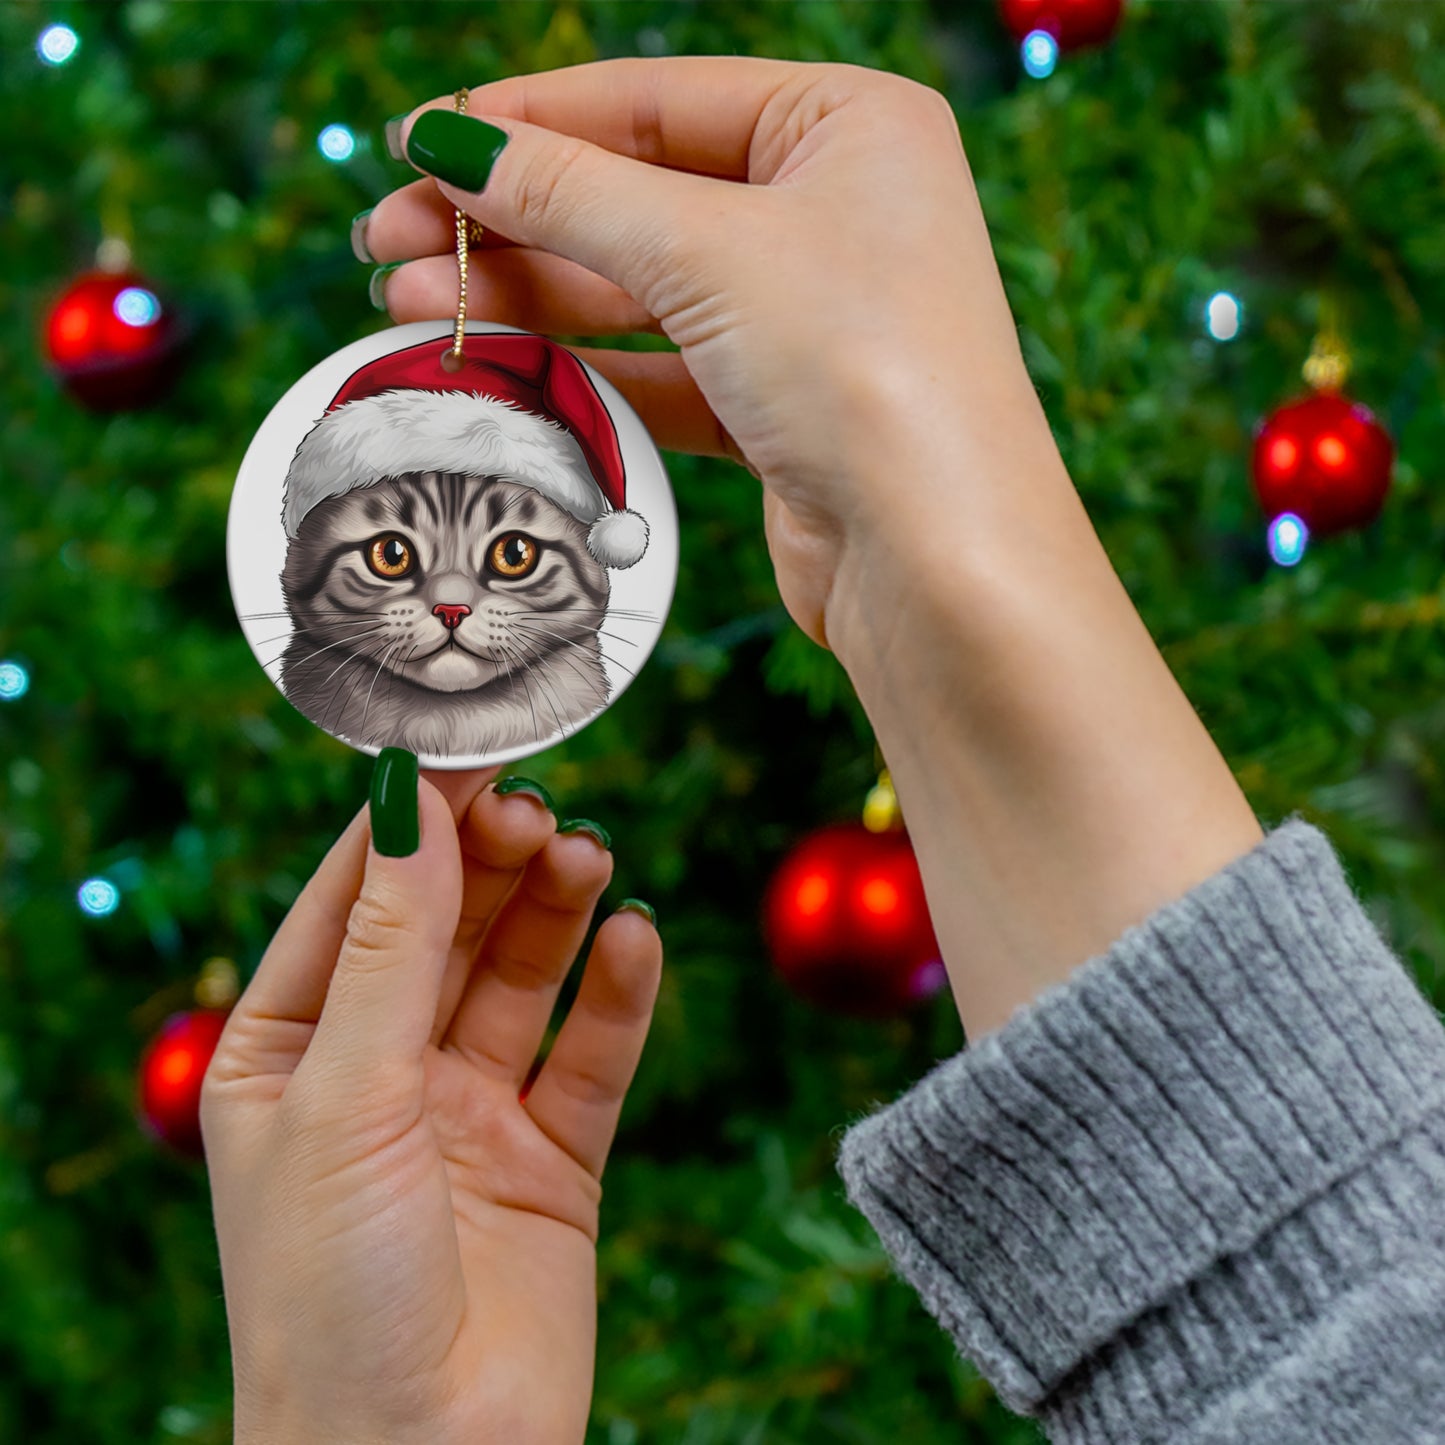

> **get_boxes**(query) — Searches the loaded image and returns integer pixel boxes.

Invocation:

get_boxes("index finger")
[408,54,811,182]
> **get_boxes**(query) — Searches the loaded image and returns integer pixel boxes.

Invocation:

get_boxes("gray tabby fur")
[278,471,612,756]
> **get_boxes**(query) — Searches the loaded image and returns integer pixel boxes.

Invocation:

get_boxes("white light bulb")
[38,24,79,66]
[1205,291,1242,342]
[318,124,357,162]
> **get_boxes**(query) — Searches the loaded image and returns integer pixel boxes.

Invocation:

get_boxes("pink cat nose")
[432,603,472,631]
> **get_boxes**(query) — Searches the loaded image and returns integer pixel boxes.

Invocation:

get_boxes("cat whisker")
[249,618,394,650]
[500,643,542,746]
[385,642,419,726]
[268,627,388,674]
[501,641,565,742]
[358,642,403,745]
[523,637,610,708]
[240,609,386,620]
[321,646,388,735]
[521,647,572,736]
[320,655,367,736]
[509,621,639,680]
[509,611,645,649]
[515,607,659,627]
[256,636,381,674]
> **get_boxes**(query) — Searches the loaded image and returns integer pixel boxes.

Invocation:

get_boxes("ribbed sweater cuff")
[835,817,1445,1433]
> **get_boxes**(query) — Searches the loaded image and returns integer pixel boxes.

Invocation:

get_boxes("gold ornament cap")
[194,956,240,1010]
[863,768,902,833]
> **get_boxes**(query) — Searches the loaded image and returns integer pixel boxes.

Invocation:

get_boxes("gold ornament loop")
[440,87,484,373]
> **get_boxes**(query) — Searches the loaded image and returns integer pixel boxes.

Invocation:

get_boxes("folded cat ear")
[587,508,649,569]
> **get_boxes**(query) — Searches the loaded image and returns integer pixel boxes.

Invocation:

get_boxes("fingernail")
[558,818,611,851]
[405,110,510,192]
[370,748,419,857]
[350,208,375,264]
[384,113,409,162]
[369,261,404,311]
[494,775,556,812]
[617,897,656,926]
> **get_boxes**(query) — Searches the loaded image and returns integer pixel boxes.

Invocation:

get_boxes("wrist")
[822,419,1262,1039]
[823,376,1078,675]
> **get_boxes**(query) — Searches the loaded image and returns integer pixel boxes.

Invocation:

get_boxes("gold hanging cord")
[441,88,485,372]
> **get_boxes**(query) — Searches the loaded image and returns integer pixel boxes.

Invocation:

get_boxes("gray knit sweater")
[835,818,1445,1443]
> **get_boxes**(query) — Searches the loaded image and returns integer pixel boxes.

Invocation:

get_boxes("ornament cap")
[1302,330,1351,393]
[195,956,240,1010]
[863,768,903,833]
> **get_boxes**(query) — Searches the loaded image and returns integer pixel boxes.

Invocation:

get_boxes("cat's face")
[280,472,610,696]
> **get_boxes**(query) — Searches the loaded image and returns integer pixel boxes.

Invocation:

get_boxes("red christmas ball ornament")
[998,0,1124,50]
[137,1008,230,1158]
[44,269,182,410]
[763,821,946,1018]
[1251,392,1394,537]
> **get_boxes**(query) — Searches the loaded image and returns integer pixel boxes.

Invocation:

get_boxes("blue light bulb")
[0,660,29,701]
[114,287,162,328]
[1267,512,1309,567]
[1022,30,1059,79]
[78,878,121,917]
[318,124,356,162]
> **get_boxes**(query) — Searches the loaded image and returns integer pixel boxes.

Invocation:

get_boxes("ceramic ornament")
[228,321,678,769]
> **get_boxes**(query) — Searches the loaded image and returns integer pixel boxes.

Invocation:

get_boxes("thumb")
[303,751,463,1091]
[398,105,747,315]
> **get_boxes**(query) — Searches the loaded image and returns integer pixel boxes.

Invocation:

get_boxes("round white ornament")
[227,321,678,769]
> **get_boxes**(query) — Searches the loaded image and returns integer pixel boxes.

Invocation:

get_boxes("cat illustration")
[268,333,653,757]
[279,471,616,755]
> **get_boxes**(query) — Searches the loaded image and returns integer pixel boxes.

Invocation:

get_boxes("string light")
[77,878,121,917]
[1205,291,1242,341]
[37,24,79,66]
[0,660,29,701]
[317,124,356,162]
[1267,512,1309,567]
[1021,29,1060,78]
[113,287,162,328]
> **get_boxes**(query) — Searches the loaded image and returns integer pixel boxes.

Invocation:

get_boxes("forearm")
[825,383,1262,1040]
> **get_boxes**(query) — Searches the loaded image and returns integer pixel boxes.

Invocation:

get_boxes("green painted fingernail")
[494,775,555,812]
[384,113,409,162]
[617,898,656,926]
[369,261,403,311]
[405,109,510,192]
[558,818,611,851]
[350,208,375,264]
[370,748,419,857]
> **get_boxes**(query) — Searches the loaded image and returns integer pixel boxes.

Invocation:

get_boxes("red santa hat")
[280,332,648,569]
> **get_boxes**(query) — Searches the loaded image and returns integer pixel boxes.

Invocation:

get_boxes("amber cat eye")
[488,532,540,579]
[365,534,415,579]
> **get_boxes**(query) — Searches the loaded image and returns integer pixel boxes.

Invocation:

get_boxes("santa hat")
[280,332,648,568]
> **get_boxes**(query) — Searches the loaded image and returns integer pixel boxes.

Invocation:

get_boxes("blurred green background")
[2,1,1443,1441]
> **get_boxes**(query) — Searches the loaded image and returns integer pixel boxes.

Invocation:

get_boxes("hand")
[201,766,662,1445]
[362,59,1262,1041]
[362,56,1054,652]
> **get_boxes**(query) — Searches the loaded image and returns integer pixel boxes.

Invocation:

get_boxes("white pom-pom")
[587,509,649,569]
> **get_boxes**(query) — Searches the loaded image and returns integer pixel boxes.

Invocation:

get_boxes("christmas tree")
[3,3,1443,1442]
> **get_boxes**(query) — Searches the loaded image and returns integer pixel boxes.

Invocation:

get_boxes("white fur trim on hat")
[282,388,603,538]
[587,509,649,569]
